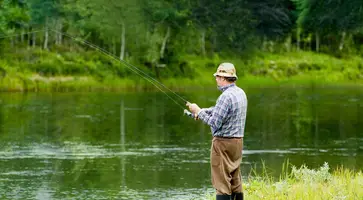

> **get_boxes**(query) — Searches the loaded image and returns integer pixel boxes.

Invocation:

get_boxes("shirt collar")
[218,83,235,92]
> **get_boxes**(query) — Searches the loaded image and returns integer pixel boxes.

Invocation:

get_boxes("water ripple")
[0,142,149,160]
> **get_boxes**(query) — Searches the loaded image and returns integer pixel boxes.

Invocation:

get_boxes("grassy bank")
[205,163,363,200]
[0,48,363,92]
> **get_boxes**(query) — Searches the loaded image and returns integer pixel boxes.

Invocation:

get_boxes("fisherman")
[186,63,247,200]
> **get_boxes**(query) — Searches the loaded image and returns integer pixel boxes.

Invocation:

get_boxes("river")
[0,85,362,199]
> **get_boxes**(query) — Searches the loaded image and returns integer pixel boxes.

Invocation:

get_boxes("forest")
[1,0,363,90]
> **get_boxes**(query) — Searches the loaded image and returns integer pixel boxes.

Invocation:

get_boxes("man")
[186,63,247,200]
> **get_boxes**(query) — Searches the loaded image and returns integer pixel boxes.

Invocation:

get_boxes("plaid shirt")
[197,83,247,138]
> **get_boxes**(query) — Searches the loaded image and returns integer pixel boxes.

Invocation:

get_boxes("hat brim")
[213,72,238,79]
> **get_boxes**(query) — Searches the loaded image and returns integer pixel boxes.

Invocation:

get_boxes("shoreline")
[206,163,363,200]
[1,49,363,92]
[0,74,361,93]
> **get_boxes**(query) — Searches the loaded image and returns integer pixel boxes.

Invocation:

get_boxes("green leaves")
[0,0,29,32]
[27,0,61,25]
[1,0,363,71]
[296,0,363,33]
[248,0,297,39]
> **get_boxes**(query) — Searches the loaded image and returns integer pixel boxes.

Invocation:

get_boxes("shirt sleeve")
[202,106,214,114]
[197,106,214,117]
[197,95,230,133]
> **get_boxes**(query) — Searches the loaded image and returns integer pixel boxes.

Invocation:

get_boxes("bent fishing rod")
[0,29,196,119]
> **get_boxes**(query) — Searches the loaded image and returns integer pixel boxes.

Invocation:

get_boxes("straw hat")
[213,63,238,79]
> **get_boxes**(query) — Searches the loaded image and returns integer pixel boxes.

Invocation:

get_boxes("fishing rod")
[0,29,195,118]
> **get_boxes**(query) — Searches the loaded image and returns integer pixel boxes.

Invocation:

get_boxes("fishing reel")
[184,109,196,119]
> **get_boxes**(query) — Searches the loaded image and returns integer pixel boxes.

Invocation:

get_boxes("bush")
[62,62,88,75]
[30,62,62,76]
[291,162,332,183]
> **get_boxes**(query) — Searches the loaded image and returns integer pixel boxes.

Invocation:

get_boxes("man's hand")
[186,102,201,115]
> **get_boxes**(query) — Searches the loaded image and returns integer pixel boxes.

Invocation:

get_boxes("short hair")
[225,77,237,82]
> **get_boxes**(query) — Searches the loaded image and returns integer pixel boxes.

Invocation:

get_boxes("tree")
[0,0,29,46]
[68,0,144,60]
[296,0,363,52]
[190,0,256,53]
[247,0,297,51]
[27,0,62,49]
[142,0,191,59]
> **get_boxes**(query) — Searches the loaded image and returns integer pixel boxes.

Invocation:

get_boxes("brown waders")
[211,137,243,200]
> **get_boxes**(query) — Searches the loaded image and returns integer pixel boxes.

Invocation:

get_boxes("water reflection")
[0,86,362,199]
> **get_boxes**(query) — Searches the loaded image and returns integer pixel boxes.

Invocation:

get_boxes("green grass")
[205,162,363,200]
[0,48,363,92]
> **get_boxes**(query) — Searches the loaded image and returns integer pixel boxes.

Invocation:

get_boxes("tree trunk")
[21,29,24,43]
[296,28,301,51]
[160,26,170,59]
[44,28,49,50]
[55,19,59,45]
[285,33,292,52]
[268,41,274,52]
[339,31,346,51]
[44,18,49,50]
[28,28,31,49]
[55,23,59,45]
[212,34,217,53]
[113,38,117,55]
[201,30,206,56]
[32,32,36,48]
[120,22,126,60]
[315,31,320,53]
[58,19,63,45]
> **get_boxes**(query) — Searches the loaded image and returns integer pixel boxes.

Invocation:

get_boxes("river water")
[0,85,362,199]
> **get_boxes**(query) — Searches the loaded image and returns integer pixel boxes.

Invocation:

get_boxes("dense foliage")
[0,0,363,83]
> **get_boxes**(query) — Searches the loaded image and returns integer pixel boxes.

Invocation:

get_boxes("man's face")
[215,75,225,87]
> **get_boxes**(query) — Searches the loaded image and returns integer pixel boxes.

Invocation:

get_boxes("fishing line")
[0,29,189,109]
[0,4,248,117]
[50,30,187,109]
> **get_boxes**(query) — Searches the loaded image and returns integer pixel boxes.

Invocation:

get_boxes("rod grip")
[183,109,195,119]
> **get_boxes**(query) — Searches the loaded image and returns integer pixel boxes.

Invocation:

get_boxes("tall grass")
[205,162,363,200]
[1,49,363,92]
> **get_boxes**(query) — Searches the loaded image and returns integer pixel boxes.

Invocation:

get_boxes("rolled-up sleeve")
[197,95,230,134]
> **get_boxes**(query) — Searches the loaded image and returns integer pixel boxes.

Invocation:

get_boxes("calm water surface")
[0,85,362,199]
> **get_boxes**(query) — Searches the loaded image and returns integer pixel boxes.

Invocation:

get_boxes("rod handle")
[183,109,195,119]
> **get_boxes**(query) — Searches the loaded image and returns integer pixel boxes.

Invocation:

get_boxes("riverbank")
[206,163,363,200]
[1,48,363,92]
